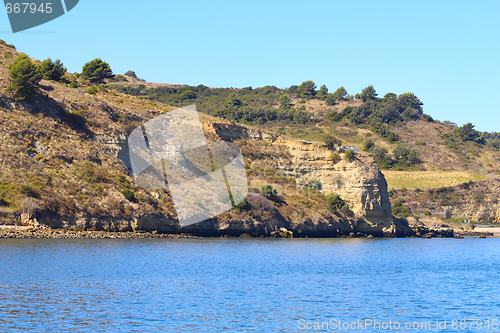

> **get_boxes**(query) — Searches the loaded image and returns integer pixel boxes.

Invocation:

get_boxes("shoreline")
[1,225,498,239]
[0,225,200,239]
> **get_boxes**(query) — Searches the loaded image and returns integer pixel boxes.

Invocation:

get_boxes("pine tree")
[6,54,42,101]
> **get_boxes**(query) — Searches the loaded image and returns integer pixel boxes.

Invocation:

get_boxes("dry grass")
[289,98,362,116]
[383,170,486,190]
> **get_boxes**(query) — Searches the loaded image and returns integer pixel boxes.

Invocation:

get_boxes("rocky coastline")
[0,224,463,239]
[0,225,199,239]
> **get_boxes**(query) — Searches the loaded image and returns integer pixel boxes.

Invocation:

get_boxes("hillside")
[0,41,498,235]
[0,43,421,238]
[106,71,500,224]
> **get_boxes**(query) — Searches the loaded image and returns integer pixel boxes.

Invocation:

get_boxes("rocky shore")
[0,226,200,239]
[0,224,461,239]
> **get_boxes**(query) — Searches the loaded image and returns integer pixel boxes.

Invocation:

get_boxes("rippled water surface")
[1,238,499,332]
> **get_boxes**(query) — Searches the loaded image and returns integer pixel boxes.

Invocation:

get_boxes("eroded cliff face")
[205,122,400,236]
[28,111,404,237]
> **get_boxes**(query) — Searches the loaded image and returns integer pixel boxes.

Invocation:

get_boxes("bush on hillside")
[297,80,316,98]
[316,85,328,100]
[81,58,113,84]
[40,58,66,81]
[325,135,342,150]
[326,193,345,211]
[108,74,128,82]
[392,199,412,217]
[332,86,348,101]
[86,86,98,95]
[363,138,375,151]
[124,70,137,78]
[329,152,341,164]
[122,189,136,202]
[261,184,278,201]
[279,94,291,108]
[7,54,42,101]
[345,149,355,162]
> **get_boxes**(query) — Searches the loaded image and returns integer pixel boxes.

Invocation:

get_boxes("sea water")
[1,238,499,332]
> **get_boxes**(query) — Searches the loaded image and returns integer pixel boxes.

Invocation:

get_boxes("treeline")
[109,83,316,125]
[3,51,115,100]
[327,87,432,142]
[5,54,67,100]
[442,122,500,150]
[7,44,500,152]
[211,92,313,125]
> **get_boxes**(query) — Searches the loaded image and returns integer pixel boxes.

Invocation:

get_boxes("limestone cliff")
[85,118,404,237]
[203,122,404,237]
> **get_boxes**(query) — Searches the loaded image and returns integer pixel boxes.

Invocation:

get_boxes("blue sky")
[1,0,499,131]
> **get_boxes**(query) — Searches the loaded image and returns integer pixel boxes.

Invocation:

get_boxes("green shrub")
[69,81,79,88]
[393,145,421,165]
[329,152,341,164]
[324,93,336,106]
[108,74,128,82]
[424,210,431,216]
[345,149,355,162]
[261,184,278,200]
[372,124,400,143]
[459,181,473,190]
[122,189,136,202]
[392,198,412,217]
[123,121,140,135]
[326,193,345,211]
[40,58,66,81]
[226,92,242,107]
[124,70,137,78]
[279,94,291,108]
[6,54,42,101]
[81,58,113,84]
[116,174,129,186]
[86,86,98,95]
[78,162,110,184]
[363,138,375,151]
[325,135,342,150]
[22,185,38,198]
[180,89,196,100]
[234,198,250,210]
[297,80,316,98]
